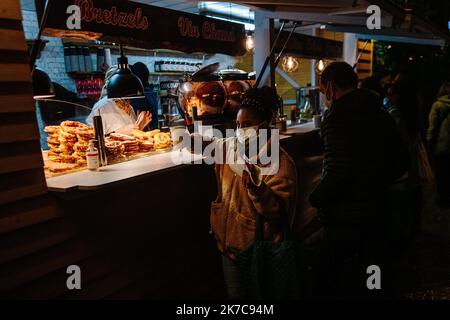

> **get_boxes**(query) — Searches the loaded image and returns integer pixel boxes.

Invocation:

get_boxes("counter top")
[46,150,203,192]
[46,122,318,192]
[283,121,319,135]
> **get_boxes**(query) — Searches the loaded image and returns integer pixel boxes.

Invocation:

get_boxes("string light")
[246,34,255,51]
[315,59,330,75]
[281,55,299,73]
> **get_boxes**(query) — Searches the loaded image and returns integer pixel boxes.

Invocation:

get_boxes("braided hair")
[239,86,280,124]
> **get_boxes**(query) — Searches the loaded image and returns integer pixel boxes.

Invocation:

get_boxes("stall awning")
[42,0,247,56]
[275,31,343,59]
[212,0,449,45]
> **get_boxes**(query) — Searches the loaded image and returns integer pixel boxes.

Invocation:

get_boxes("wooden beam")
[0,94,34,113]
[0,63,31,82]
[0,196,61,234]
[0,29,28,51]
[0,169,47,205]
[0,121,40,144]
[260,9,392,27]
[0,0,22,20]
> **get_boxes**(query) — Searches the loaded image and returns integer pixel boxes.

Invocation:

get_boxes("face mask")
[236,124,259,144]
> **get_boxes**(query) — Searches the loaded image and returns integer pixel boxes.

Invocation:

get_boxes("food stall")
[0,0,323,299]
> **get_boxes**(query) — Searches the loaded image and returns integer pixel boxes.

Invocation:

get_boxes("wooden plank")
[64,264,146,300]
[0,63,31,82]
[0,218,77,264]
[0,29,27,51]
[357,62,372,69]
[0,0,22,20]
[105,281,144,300]
[0,238,96,292]
[357,52,372,61]
[0,123,40,144]
[0,195,61,234]
[0,182,47,205]
[0,152,44,175]
[8,254,139,299]
[0,82,33,96]
[0,94,34,113]
[6,253,121,299]
[0,168,47,205]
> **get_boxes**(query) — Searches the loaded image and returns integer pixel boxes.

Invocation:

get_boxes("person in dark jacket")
[427,81,450,205]
[310,62,409,299]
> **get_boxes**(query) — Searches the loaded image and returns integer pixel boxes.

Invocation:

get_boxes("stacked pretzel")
[45,121,93,166]
[132,129,172,151]
[108,133,139,157]
[44,123,173,175]
[44,121,94,174]
[104,139,125,162]
[74,126,95,167]
[44,125,62,161]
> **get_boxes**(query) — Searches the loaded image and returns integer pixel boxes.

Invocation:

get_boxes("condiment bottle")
[291,105,298,124]
[86,140,100,171]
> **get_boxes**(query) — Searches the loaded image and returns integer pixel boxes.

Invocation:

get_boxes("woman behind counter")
[86,66,151,135]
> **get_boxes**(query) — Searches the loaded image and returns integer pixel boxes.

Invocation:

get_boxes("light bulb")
[287,57,294,69]
[315,59,330,75]
[246,35,255,51]
[281,55,299,73]
[317,59,325,72]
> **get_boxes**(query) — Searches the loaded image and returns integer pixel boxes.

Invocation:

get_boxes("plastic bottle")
[86,140,100,171]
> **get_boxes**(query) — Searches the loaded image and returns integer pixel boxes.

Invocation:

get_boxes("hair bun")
[241,86,280,122]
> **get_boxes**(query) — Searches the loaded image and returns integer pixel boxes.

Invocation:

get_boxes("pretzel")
[74,142,89,153]
[147,129,160,138]
[47,162,77,173]
[76,159,87,167]
[60,154,77,163]
[47,137,60,145]
[153,132,172,149]
[60,120,84,128]
[76,127,95,140]
[44,126,60,134]
[132,129,148,140]
[60,121,86,134]
[109,133,135,141]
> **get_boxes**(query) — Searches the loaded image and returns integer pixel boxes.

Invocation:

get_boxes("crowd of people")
[83,58,448,299]
[197,61,449,299]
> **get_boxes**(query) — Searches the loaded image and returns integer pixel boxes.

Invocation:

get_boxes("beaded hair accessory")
[240,97,274,120]
[241,97,264,111]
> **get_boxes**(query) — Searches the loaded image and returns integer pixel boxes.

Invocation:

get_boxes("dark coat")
[309,89,409,226]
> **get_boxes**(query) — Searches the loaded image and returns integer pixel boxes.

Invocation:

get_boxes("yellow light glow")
[246,35,255,51]
[317,59,325,72]
[315,59,331,75]
[281,55,299,73]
